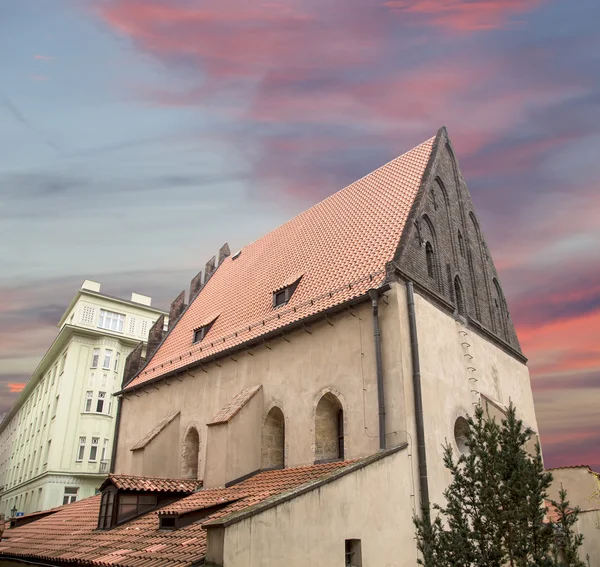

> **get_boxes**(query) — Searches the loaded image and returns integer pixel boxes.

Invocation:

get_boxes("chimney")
[204,256,216,283]
[81,280,101,293]
[131,292,152,306]
[218,242,231,265]
[146,314,166,362]
[168,290,187,330]
[122,342,145,387]
[190,270,203,302]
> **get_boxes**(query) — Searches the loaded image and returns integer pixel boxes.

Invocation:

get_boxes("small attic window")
[159,515,177,530]
[193,320,215,344]
[273,280,300,308]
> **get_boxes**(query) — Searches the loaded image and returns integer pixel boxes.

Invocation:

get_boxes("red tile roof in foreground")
[125,134,436,390]
[0,460,357,567]
[102,474,202,493]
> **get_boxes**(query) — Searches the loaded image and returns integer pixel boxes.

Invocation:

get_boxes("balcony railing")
[99,460,110,473]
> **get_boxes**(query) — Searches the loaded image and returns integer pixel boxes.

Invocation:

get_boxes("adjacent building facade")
[0,280,167,517]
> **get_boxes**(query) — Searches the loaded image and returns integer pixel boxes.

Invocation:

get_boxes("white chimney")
[81,280,101,293]
[131,292,152,306]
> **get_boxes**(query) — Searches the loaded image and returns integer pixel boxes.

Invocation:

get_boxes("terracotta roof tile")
[125,135,435,390]
[0,461,357,566]
[131,411,180,451]
[102,474,201,493]
[207,385,262,425]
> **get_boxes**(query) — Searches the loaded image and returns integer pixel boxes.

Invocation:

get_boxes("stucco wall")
[578,510,600,566]
[392,281,538,510]
[548,468,598,510]
[220,448,417,567]
[115,293,408,481]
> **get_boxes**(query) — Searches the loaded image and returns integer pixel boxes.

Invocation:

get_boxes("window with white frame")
[63,486,78,505]
[89,437,99,461]
[98,310,125,333]
[85,391,93,413]
[101,439,109,461]
[59,351,67,374]
[114,352,120,372]
[96,392,106,413]
[77,437,86,461]
[103,349,112,370]
[91,348,100,369]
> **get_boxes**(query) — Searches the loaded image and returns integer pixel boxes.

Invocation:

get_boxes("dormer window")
[272,279,300,309]
[193,320,215,344]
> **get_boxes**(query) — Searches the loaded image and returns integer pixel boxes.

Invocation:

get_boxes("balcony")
[99,460,110,473]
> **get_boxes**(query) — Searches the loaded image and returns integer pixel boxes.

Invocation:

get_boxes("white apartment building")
[0,280,167,517]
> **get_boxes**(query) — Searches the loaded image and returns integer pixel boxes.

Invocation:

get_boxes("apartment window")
[141,320,148,337]
[101,439,109,461]
[128,317,136,334]
[101,373,108,388]
[85,391,93,413]
[63,487,78,505]
[103,350,112,370]
[98,310,125,333]
[51,364,57,385]
[89,438,99,462]
[88,372,95,387]
[96,392,106,413]
[77,437,86,461]
[91,348,100,369]
[114,352,120,372]
[59,351,67,374]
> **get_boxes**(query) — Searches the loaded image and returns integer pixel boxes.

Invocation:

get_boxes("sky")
[0,0,598,471]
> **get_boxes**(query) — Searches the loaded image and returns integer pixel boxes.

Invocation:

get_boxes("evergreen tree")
[414,403,585,566]
[550,487,585,567]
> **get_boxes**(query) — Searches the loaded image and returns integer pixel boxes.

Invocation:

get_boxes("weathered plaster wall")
[577,510,600,567]
[115,293,408,482]
[221,448,417,567]
[548,467,598,510]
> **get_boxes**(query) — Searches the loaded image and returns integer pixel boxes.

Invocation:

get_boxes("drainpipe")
[368,289,386,451]
[406,281,430,511]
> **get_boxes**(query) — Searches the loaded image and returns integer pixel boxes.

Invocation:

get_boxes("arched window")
[457,230,465,258]
[454,276,465,316]
[315,393,344,462]
[181,427,200,479]
[261,406,285,469]
[454,417,470,455]
[425,242,435,278]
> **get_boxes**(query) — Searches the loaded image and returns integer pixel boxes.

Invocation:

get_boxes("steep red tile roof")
[102,474,201,493]
[207,385,262,425]
[125,134,436,390]
[131,411,180,450]
[0,460,357,567]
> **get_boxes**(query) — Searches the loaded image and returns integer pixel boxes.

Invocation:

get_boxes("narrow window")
[77,437,86,461]
[103,350,112,370]
[454,417,470,455]
[89,437,99,462]
[114,352,120,372]
[315,393,344,462]
[345,539,362,567]
[98,489,115,529]
[96,392,106,413]
[101,439,109,462]
[128,317,136,334]
[425,242,435,278]
[85,391,93,413]
[458,230,465,258]
[91,348,100,369]
[59,351,67,374]
[454,276,465,316]
[52,395,59,417]
[261,407,285,469]
[182,427,200,479]
[63,486,78,505]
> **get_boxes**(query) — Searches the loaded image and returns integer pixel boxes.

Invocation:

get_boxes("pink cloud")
[31,75,47,81]
[34,55,53,60]
[7,383,25,393]
[383,0,543,31]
